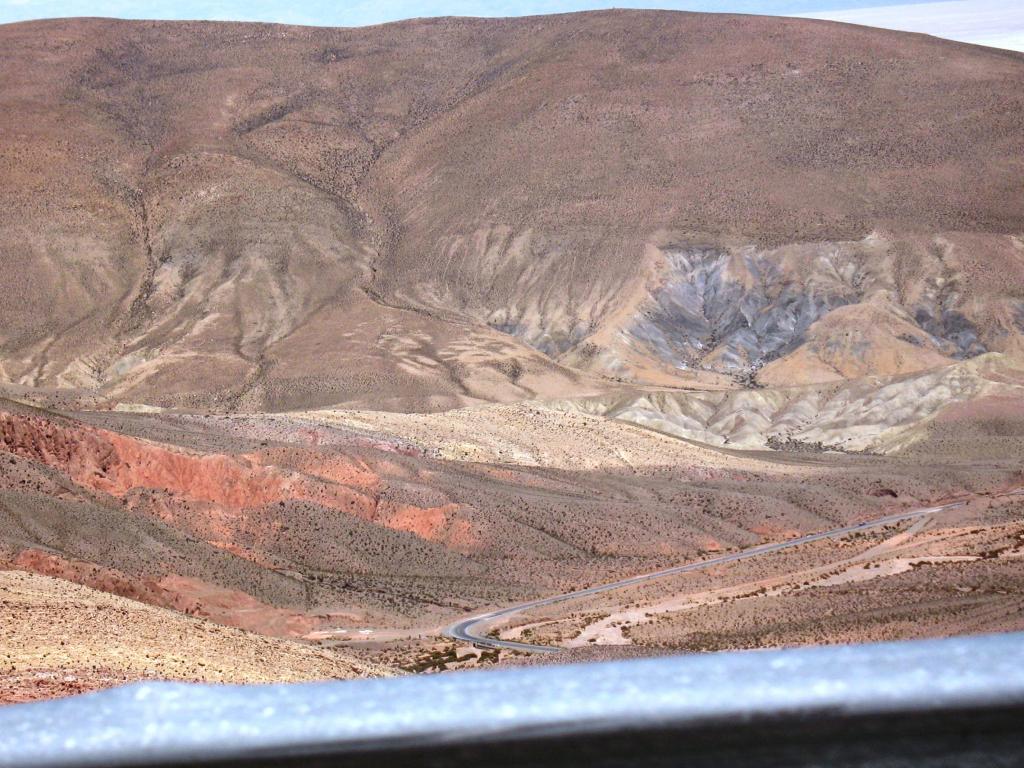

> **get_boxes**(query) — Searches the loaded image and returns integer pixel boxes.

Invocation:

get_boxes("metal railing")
[2,632,1023,767]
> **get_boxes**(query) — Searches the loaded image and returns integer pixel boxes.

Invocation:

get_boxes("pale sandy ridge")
[0,570,392,703]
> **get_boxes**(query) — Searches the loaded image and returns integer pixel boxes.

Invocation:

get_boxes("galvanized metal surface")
[1,632,1023,767]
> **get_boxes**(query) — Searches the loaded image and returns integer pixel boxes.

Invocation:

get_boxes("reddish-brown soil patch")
[9,550,315,637]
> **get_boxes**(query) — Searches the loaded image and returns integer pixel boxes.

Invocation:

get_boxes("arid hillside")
[0,569,391,703]
[1,12,1023,409]
[2,395,1020,641]
[2,10,1024,696]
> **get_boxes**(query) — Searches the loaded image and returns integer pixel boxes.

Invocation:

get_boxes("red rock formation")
[0,408,474,549]
[376,502,481,552]
[0,410,374,510]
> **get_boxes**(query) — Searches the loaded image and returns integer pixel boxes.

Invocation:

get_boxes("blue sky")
[1,0,1021,51]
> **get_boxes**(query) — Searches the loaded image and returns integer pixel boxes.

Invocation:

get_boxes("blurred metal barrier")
[2,632,1023,767]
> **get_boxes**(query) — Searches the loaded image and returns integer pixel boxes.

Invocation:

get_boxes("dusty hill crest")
[0,11,1022,410]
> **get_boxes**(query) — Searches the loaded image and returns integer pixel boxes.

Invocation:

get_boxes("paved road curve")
[444,501,967,653]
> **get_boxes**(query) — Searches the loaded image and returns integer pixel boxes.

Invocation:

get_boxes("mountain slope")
[1,12,1022,409]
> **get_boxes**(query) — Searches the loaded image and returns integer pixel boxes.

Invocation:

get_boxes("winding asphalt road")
[444,500,967,653]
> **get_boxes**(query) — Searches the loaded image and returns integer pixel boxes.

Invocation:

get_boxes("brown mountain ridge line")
[1,12,1022,409]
